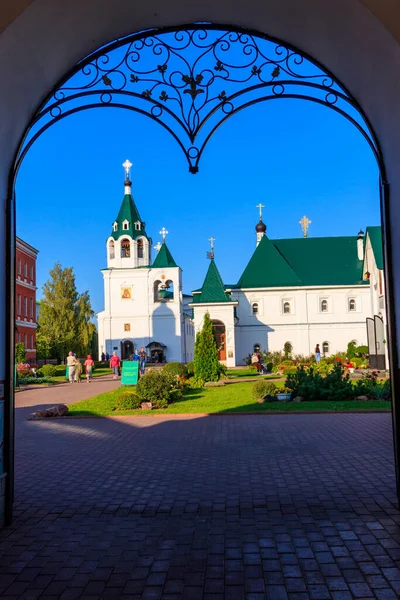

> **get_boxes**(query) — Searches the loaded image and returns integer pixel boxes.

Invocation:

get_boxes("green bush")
[248,364,258,373]
[15,342,27,364]
[252,380,277,400]
[38,364,58,377]
[113,391,141,411]
[186,361,195,376]
[355,374,391,399]
[187,376,205,388]
[136,370,182,408]
[285,363,354,401]
[163,362,188,378]
[347,341,356,359]
[266,362,273,373]
[17,377,54,385]
[355,345,369,358]
[282,366,297,375]
[194,313,221,382]
[352,357,363,368]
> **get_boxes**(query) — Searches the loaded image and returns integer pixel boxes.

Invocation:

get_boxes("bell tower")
[106,160,151,268]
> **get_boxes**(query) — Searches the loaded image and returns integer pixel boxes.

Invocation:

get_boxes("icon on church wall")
[124,323,131,332]
[121,287,132,299]
[228,350,233,358]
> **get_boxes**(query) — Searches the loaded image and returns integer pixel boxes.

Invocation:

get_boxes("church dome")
[255,219,267,233]
[124,178,132,187]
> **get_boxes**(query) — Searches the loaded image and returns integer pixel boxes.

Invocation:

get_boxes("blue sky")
[16,98,380,314]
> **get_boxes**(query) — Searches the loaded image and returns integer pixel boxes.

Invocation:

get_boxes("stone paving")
[0,384,398,599]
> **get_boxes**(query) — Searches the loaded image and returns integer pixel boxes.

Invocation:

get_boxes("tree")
[15,342,27,364]
[194,313,221,382]
[38,263,95,361]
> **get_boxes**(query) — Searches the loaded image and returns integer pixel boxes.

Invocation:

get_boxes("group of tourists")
[107,347,148,380]
[66,352,95,383]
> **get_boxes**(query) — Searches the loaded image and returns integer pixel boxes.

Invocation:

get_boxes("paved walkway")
[0,382,398,599]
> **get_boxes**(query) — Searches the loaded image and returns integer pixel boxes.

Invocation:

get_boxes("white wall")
[98,265,185,361]
[233,285,371,363]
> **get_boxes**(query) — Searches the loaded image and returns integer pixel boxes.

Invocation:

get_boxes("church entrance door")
[212,321,226,361]
[121,340,133,360]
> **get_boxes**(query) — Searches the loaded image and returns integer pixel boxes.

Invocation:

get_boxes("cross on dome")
[256,203,265,219]
[160,227,168,242]
[122,159,132,179]
[299,215,312,238]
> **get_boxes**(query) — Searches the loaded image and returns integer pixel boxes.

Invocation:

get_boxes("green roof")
[151,242,178,269]
[110,193,148,240]
[193,260,231,303]
[238,234,367,288]
[366,226,383,270]
[237,235,302,288]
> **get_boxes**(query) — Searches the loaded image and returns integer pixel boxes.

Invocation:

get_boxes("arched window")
[108,240,115,260]
[134,221,141,231]
[137,239,144,259]
[283,301,291,314]
[122,220,129,231]
[165,280,174,300]
[252,302,258,315]
[254,343,260,353]
[154,280,162,302]
[349,298,356,311]
[322,341,330,355]
[112,221,118,232]
[121,238,131,258]
[321,299,328,312]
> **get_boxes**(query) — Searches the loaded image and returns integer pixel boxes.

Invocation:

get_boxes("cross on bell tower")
[255,203,267,246]
[299,215,311,238]
[160,227,168,243]
[207,237,215,260]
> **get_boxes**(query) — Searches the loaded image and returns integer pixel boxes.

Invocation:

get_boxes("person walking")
[74,359,83,383]
[315,344,321,363]
[110,351,121,380]
[84,355,95,383]
[66,351,77,383]
[251,351,263,373]
[138,347,147,376]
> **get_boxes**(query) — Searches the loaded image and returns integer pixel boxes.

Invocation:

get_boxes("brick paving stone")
[0,407,399,599]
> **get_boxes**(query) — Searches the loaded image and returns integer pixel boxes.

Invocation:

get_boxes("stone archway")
[2,0,400,526]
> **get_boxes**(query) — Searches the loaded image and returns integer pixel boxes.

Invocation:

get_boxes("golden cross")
[299,215,311,238]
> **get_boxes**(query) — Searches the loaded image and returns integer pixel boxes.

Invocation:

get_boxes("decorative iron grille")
[16,24,382,174]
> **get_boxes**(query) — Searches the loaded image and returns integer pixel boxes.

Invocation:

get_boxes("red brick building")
[16,237,39,362]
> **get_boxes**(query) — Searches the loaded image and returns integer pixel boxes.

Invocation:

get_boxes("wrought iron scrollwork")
[17,25,382,174]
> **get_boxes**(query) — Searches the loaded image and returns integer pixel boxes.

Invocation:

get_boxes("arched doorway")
[212,320,226,361]
[121,339,133,360]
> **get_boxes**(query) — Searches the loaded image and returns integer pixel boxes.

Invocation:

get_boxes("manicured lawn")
[67,381,391,417]
[226,369,282,379]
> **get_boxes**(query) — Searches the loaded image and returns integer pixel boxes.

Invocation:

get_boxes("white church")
[97,162,386,368]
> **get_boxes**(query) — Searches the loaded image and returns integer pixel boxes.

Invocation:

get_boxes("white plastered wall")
[192,303,237,367]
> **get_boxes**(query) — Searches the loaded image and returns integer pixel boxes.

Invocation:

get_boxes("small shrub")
[163,362,188,378]
[218,362,227,379]
[38,364,58,377]
[113,391,141,411]
[17,376,54,385]
[186,361,195,376]
[252,380,277,400]
[266,362,273,373]
[285,363,354,401]
[280,359,294,367]
[347,341,356,359]
[136,370,182,408]
[355,345,369,358]
[187,376,205,388]
[16,363,32,377]
[282,366,297,375]
[248,364,258,373]
[15,342,27,364]
[352,357,363,368]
